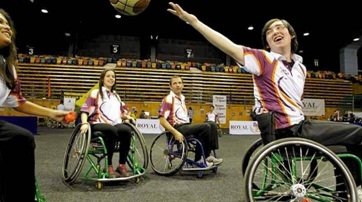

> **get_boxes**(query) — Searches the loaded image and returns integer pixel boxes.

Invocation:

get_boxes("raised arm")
[167,2,245,65]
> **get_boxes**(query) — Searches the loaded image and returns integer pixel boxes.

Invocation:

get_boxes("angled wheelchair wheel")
[124,122,149,173]
[46,118,56,128]
[62,123,91,184]
[150,132,187,176]
[242,138,263,176]
[243,137,358,202]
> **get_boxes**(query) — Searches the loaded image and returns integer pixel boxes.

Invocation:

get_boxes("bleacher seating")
[17,63,353,107]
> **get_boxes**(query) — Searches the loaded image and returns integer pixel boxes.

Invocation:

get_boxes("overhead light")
[353,37,360,42]
[65,33,71,37]
[303,32,309,36]
[41,8,48,13]
[248,25,254,30]
[115,14,121,19]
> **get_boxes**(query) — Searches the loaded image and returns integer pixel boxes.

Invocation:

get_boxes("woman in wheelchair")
[159,75,222,166]
[79,68,135,178]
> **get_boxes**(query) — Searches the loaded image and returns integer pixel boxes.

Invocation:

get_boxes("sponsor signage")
[135,119,164,134]
[302,98,325,116]
[229,121,260,135]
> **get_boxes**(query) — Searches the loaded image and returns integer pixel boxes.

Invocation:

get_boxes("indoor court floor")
[34,126,258,202]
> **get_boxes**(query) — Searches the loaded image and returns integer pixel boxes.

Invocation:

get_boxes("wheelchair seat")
[149,131,219,178]
[62,122,149,189]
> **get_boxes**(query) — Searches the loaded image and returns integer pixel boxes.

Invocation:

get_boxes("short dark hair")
[261,18,298,53]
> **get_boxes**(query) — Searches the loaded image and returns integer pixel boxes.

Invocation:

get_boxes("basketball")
[109,0,151,16]
[64,112,77,124]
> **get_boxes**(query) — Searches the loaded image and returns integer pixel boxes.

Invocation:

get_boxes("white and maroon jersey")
[80,86,126,125]
[159,91,189,126]
[0,65,26,108]
[239,46,307,129]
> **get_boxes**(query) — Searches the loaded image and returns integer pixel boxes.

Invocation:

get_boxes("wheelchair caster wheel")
[212,167,218,173]
[197,172,203,178]
[96,182,103,189]
[135,177,141,183]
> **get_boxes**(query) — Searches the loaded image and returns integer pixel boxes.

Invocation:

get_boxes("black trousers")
[175,122,219,161]
[276,119,362,186]
[298,120,362,185]
[0,120,36,202]
[298,120,362,146]
[204,121,219,150]
[91,123,132,165]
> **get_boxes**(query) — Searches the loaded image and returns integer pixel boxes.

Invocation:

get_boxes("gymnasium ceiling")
[1,0,361,72]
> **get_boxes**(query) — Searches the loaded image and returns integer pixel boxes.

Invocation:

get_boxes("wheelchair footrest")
[182,166,217,171]
[183,162,217,171]
[82,172,146,182]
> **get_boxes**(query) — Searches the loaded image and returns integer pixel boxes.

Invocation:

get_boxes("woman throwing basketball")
[167,2,362,188]
[0,8,70,202]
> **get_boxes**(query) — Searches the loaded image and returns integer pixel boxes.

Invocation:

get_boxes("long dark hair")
[261,18,299,53]
[98,68,117,101]
[0,8,18,89]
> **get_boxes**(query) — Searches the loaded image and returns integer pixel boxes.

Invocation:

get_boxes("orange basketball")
[109,0,151,16]
[65,112,77,124]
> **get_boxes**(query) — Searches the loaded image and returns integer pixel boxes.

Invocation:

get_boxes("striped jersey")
[240,47,307,129]
[0,65,26,108]
[159,91,189,126]
[80,87,127,125]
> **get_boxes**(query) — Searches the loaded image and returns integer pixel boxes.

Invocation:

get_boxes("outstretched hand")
[51,110,70,123]
[167,2,198,25]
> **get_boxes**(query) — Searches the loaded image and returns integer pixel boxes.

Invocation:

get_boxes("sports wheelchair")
[35,179,46,202]
[242,136,361,201]
[62,122,148,189]
[149,131,219,178]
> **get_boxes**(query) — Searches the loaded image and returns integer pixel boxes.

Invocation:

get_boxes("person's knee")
[201,123,211,134]
[117,125,132,140]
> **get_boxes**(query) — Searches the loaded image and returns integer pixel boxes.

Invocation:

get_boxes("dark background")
[1,0,362,73]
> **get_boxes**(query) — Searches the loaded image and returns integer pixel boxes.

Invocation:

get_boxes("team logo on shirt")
[281,69,290,76]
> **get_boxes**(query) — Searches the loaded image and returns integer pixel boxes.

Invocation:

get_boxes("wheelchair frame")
[34,179,46,202]
[149,131,218,178]
[62,122,148,189]
[242,137,361,201]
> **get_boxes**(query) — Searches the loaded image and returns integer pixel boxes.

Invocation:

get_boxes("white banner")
[213,95,227,124]
[229,121,260,135]
[302,98,325,116]
[64,97,76,111]
[135,119,164,134]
